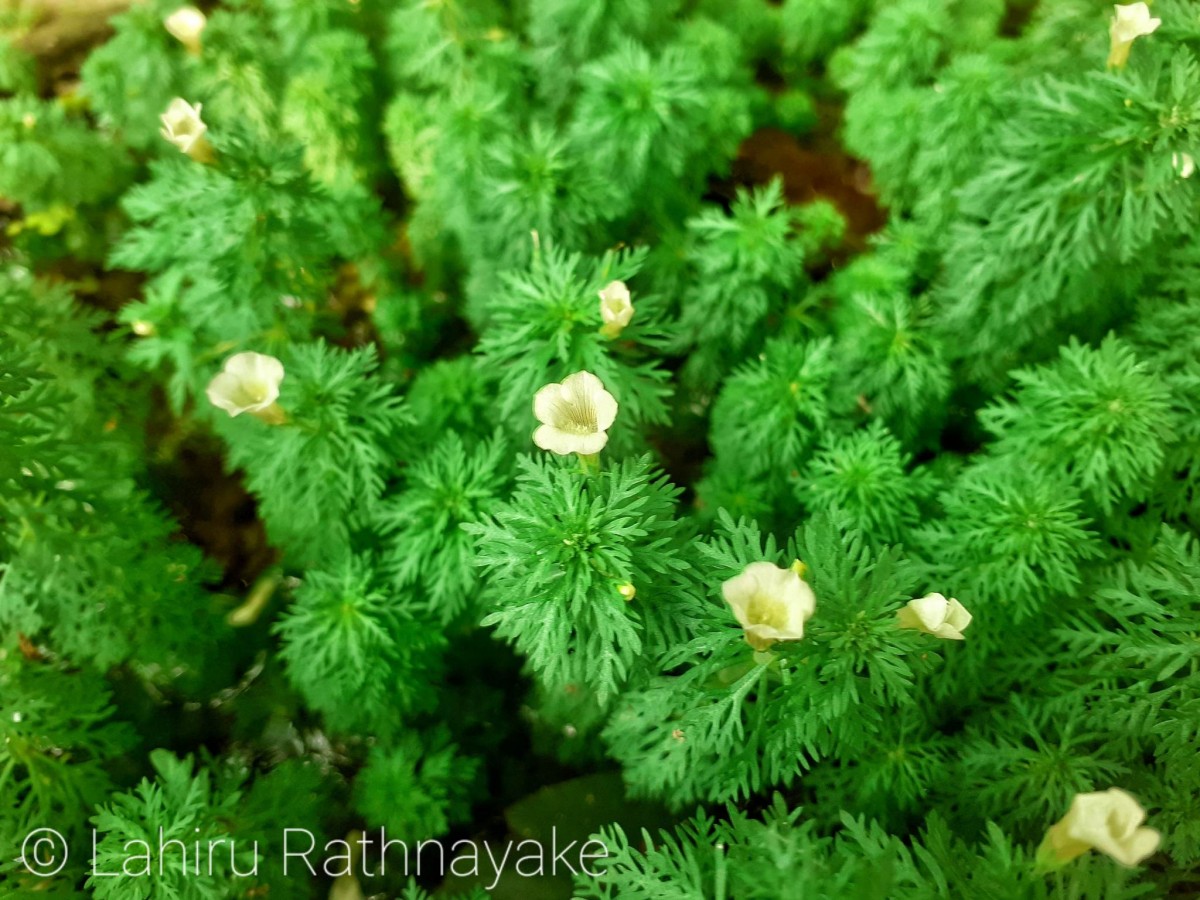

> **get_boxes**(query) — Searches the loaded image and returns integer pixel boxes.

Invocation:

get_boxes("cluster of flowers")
[201,279,636,431]
[199,270,1162,868]
[158,7,211,162]
[1054,8,1171,861]
[154,4,1191,179]
[196,271,1165,883]
[184,4,1171,867]
[521,364,1160,873]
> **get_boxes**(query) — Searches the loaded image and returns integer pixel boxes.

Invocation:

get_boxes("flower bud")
[164,6,206,55]
[897,593,973,640]
[598,280,634,339]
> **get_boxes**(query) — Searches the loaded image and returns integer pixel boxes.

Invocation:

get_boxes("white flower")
[1108,3,1161,68]
[722,561,816,651]
[206,352,285,422]
[1173,152,1195,179]
[160,98,212,161]
[532,371,618,456]
[1041,788,1160,867]
[164,6,206,55]
[598,280,634,339]
[897,593,973,640]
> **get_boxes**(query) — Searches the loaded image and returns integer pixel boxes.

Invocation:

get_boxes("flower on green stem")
[598,280,634,339]
[164,7,206,56]
[206,352,286,423]
[722,560,816,651]
[896,593,972,640]
[160,98,213,162]
[1039,788,1160,868]
[1107,3,1160,69]
[532,370,618,456]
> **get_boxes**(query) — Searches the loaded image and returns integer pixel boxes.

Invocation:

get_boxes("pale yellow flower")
[897,593,973,640]
[164,6,206,55]
[532,371,618,456]
[1173,152,1195,179]
[206,352,286,423]
[598,280,634,339]
[1108,3,1161,68]
[722,561,816,651]
[160,98,213,162]
[1041,788,1160,867]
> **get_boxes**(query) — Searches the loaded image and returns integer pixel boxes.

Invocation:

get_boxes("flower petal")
[934,625,966,640]
[909,593,949,630]
[721,568,762,628]
[224,351,277,381]
[592,386,618,432]
[945,598,973,632]
[570,430,609,455]
[206,372,248,416]
[1115,828,1161,866]
[561,370,605,402]
[533,382,567,426]
[743,623,781,651]
[782,578,816,635]
[533,424,574,455]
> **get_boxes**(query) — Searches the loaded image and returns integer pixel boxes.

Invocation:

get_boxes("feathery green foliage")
[4,0,1200,897]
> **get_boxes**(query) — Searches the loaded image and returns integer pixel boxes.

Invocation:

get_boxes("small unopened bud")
[164,7,206,55]
[897,593,973,640]
[598,280,634,339]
